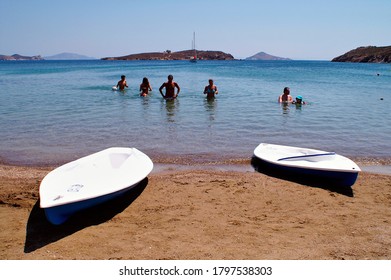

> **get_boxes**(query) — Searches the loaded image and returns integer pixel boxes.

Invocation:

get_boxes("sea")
[1,60,390,167]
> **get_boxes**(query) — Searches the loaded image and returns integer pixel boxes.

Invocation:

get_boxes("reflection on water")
[280,102,290,115]
[161,98,179,123]
[140,94,150,106]
[280,102,305,114]
[140,94,151,120]
[204,98,217,121]
[294,103,303,111]
[117,89,128,96]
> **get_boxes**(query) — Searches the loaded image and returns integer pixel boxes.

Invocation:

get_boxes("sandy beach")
[0,162,390,260]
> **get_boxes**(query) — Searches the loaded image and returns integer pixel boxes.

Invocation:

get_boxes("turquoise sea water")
[0,60,390,165]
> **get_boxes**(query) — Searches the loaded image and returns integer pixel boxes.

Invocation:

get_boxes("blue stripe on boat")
[278,152,336,161]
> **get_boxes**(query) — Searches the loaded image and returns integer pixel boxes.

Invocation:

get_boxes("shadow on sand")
[24,178,149,253]
[251,157,354,197]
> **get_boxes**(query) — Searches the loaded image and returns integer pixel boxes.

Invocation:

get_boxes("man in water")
[117,75,128,90]
[278,87,293,103]
[159,75,180,99]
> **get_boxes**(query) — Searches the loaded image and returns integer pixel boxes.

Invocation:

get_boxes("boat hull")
[40,147,153,225]
[253,143,360,188]
[43,183,138,225]
[254,156,359,187]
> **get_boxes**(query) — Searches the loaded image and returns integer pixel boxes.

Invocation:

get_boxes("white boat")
[253,143,360,187]
[40,147,153,225]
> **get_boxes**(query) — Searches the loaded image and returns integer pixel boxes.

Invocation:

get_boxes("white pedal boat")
[253,143,360,187]
[40,147,153,225]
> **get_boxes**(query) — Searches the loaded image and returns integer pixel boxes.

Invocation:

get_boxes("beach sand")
[0,163,390,260]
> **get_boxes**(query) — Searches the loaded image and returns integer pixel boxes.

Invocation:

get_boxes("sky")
[1,0,390,60]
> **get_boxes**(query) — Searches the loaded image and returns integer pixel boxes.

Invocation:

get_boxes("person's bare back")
[278,87,293,103]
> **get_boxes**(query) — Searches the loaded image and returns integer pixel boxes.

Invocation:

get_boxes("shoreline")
[1,155,391,175]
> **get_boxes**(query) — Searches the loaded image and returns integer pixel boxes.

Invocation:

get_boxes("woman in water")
[203,79,218,99]
[139,77,152,97]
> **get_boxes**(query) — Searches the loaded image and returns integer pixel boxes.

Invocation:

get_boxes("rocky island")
[0,54,43,61]
[246,51,291,61]
[44,52,96,60]
[101,50,234,61]
[332,46,391,63]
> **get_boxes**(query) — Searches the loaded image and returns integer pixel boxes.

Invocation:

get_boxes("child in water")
[292,95,306,105]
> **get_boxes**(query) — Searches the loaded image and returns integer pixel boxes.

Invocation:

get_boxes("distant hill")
[44,52,96,60]
[0,54,43,61]
[246,52,291,61]
[101,50,234,61]
[332,46,391,63]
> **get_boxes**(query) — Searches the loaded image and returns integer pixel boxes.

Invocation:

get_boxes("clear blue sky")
[1,0,390,60]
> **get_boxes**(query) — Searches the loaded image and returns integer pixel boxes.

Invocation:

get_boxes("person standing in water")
[203,79,218,99]
[278,87,293,103]
[116,75,128,91]
[139,77,152,96]
[159,75,180,99]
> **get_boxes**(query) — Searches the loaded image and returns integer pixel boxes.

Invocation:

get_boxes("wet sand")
[0,163,390,260]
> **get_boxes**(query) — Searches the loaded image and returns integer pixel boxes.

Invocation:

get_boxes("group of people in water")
[117,75,304,104]
[278,87,306,105]
[116,74,218,100]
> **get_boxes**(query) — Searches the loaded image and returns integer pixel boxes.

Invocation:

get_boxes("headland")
[0,54,43,61]
[332,46,391,63]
